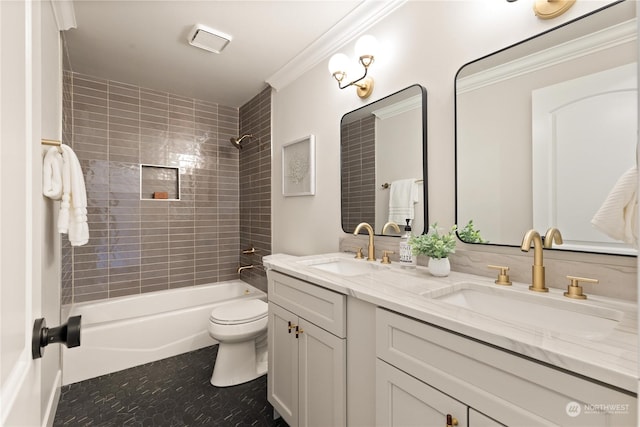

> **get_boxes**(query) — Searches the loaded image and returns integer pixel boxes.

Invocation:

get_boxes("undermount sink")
[432,284,623,339]
[301,257,389,277]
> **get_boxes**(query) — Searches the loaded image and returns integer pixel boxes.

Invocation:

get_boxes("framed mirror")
[341,84,428,236]
[455,0,637,255]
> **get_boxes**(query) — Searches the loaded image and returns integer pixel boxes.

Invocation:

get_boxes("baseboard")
[43,369,62,427]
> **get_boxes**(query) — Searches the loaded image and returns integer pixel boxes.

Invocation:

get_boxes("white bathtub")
[61,280,266,385]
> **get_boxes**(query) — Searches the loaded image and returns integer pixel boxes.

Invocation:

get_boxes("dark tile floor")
[54,345,288,427]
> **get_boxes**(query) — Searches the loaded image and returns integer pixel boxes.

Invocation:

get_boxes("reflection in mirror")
[341,84,427,236]
[455,0,637,255]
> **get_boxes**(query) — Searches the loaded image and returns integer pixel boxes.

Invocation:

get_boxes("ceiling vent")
[188,24,231,54]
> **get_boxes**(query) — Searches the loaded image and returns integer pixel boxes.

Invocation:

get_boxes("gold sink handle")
[381,250,395,264]
[564,275,599,300]
[488,264,512,286]
[354,247,364,259]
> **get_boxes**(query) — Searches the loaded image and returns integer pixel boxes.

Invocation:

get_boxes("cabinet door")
[268,303,299,426]
[376,359,468,427]
[298,317,346,427]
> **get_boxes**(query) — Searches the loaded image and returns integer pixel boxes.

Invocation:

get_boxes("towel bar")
[41,138,61,146]
[41,139,62,153]
[381,179,423,189]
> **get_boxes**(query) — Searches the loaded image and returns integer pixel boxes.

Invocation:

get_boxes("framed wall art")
[282,135,315,197]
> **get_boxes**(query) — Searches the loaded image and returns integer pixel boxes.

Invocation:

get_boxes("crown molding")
[457,18,637,94]
[266,0,407,91]
[373,94,421,119]
[50,0,77,31]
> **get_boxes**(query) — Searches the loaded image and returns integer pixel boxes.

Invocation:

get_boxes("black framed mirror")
[455,0,637,255]
[341,84,428,236]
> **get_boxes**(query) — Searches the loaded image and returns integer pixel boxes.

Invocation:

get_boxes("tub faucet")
[237,265,254,274]
[521,229,547,292]
[354,222,376,261]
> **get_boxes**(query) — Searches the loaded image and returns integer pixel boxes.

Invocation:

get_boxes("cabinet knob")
[446,414,458,427]
[288,321,297,333]
[295,325,304,338]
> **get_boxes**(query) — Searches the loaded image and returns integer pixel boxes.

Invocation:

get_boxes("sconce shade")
[328,53,350,76]
[355,35,379,61]
[328,34,379,99]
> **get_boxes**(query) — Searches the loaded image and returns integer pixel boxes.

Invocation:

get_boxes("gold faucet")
[354,222,376,261]
[543,227,563,248]
[382,221,401,235]
[520,229,547,292]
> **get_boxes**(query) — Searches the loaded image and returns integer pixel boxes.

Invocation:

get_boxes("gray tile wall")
[62,72,242,304]
[341,115,376,232]
[238,87,272,292]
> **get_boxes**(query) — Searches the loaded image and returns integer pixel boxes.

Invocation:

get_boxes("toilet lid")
[209,299,267,325]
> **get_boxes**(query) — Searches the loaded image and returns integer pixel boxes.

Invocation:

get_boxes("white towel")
[591,166,638,247]
[61,144,89,246]
[388,178,419,224]
[43,144,90,246]
[42,147,63,199]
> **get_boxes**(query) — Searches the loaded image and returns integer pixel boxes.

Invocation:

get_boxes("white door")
[532,62,637,254]
[1,1,62,425]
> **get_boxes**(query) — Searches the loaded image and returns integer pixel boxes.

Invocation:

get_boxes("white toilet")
[207,299,268,387]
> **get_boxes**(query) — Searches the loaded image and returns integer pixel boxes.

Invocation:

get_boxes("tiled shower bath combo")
[61,72,271,304]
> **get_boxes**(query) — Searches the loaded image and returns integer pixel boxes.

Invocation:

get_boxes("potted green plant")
[409,223,457,276]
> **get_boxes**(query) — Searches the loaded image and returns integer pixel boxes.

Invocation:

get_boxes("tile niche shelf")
[140,164,180,201]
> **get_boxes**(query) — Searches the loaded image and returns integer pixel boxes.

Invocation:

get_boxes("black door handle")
[32,315,81,359]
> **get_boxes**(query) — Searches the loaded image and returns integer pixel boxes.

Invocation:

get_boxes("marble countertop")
[263,252,638,393]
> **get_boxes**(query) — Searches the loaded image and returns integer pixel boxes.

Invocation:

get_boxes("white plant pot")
[428,257,450,277]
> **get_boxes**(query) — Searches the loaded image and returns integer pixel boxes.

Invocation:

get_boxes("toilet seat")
[209,299,267,325]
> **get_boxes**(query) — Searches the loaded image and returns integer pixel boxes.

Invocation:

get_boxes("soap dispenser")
[399,219,417,268]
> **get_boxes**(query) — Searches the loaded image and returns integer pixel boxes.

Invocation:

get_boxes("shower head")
[230,134,253,150]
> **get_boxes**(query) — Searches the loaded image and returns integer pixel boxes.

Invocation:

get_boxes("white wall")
[272,0,614,256]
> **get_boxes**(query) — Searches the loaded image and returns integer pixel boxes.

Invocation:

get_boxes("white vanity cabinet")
[375,307,637,427]
[267,271,346,427]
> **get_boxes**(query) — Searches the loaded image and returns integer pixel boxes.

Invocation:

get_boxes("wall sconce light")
[328,35,379,99]
[533,0,575,19]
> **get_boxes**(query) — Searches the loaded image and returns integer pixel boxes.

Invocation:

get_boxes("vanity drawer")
[375,307,636,426]
[268,271,346,338]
